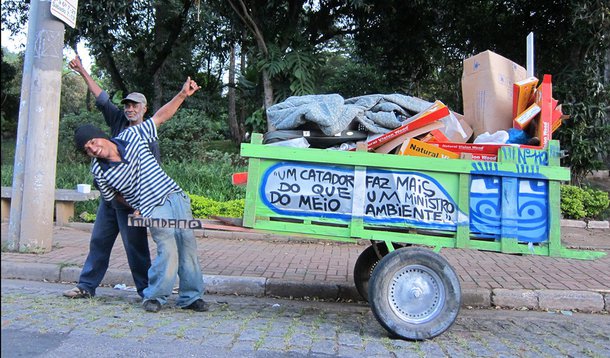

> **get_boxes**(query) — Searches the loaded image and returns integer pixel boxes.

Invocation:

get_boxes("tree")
[349,0,609,181]
[0,48,21,138]
[220,0,357,130]
[2,0,227,111]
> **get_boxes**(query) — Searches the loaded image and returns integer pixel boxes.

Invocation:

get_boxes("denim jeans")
[143,192,204,307]
[77,199,151,297]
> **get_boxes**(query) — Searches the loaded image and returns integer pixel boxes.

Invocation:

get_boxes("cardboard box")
[536,74,553,149]
[462,50,527,137]
[512,76,538,117]
[399,138,460,159]
[362,100,450,151]
[513,102,540,130]
[373,121,444,154]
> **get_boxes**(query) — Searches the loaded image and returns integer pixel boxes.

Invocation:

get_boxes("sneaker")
[143,299,161,313]
[63,286,92,299]
[182,299,208,312]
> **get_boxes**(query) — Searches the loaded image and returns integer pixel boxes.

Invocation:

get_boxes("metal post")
[8,0,65,252]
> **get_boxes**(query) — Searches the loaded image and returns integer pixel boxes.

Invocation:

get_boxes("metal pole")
[8,0,65,252]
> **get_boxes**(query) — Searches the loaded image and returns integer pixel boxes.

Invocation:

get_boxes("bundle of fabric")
[266,93,432,136]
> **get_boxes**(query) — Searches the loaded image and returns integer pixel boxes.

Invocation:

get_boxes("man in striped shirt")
[74,77,206,313]
[64,56,155,300]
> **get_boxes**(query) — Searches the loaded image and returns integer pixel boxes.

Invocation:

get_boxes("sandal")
[62,286,92,299]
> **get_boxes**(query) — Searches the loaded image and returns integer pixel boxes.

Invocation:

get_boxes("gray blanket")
[267,93,433,135]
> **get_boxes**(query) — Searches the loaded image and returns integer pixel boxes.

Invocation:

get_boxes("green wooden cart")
[238,133,604,340]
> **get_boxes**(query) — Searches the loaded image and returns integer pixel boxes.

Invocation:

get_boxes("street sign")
[50,0,78,29]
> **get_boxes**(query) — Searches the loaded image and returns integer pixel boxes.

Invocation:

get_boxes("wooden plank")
[241,143,570,181]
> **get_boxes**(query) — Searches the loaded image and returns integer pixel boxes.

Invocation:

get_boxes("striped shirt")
[91,120,181,217]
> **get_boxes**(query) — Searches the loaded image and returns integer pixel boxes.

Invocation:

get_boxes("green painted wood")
[456,173,470,248]
[241,143,570,181]
[242,155,261,228]
[548,181,562,256]
[546,141,563,256]
[251,219,358,243]
[239,135,604,260]
[241,134,264,228]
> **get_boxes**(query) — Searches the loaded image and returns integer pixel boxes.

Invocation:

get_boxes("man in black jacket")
[63,56,157,299]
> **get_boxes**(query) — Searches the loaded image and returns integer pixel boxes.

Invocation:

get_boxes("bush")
[77,194,245,223]
[189,194,245,219]
[560,184,609,220]
[157,109,232,161]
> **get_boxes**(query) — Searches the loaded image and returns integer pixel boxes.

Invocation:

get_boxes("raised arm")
[151,77,200,127]
[68,56,103,98]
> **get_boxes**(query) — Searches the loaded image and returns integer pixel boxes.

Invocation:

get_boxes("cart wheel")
[353,243,389,302]
[368,247,461,340]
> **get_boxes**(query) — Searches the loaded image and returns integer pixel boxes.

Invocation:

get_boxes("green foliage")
[77,210,98,223]
[1,49,22,138]
[317,54,392,97]
[560,185,587,219]
[163,155,247,202]
[554,58,610,182]
[561,185,610,220]
[77,194,245,222]
[244,107,266,134]
[157,109,232,161]
[58,112,109,164]
[189,194,245,219]
[61,70,89,116]
[258,44,321,99]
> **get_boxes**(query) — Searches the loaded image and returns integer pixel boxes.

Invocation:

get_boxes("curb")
[2,261,608,313]
[560,219,609,229]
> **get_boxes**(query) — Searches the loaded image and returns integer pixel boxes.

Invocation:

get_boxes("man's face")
[83,138,111,159]
[123,101,147,123]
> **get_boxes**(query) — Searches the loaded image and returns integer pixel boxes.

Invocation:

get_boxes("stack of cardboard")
[356,100,474,156]
[261,50,566,164]
[355,51,567,162]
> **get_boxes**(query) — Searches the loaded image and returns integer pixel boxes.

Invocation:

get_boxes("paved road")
[2,279,609,357]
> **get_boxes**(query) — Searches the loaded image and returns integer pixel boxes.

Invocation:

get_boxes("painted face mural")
[470,176,549,243]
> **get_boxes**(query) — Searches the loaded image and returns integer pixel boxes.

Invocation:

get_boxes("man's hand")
[68,56,86,75]
[181,77,201,98]
[152,76,201,127]
[68,56,103,98]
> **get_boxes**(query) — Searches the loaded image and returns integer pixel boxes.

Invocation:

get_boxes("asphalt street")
[2,279,609,357]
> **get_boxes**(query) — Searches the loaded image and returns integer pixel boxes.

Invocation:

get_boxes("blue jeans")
[143,192,204,307]
[77,199,151,297]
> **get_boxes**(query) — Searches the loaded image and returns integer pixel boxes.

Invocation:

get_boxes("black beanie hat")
[74,124,109,151]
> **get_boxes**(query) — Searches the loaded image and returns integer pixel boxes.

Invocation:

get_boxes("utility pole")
[8,0,65,252]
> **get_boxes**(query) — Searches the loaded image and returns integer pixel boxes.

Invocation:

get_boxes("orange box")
[399,138,460,159]
[512,76,538,117]
[513,102,541,130]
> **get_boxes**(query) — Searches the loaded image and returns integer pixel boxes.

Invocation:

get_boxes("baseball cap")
[121,92,147,105]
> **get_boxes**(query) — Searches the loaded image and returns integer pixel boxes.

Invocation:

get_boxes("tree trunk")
[227,43,241,144]
[262,70,275,132]
[152,70,163,113]
[239,29,247,137]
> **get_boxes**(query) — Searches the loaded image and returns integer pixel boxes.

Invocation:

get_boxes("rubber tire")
[368,247,461,340]
[353,243,389,302]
